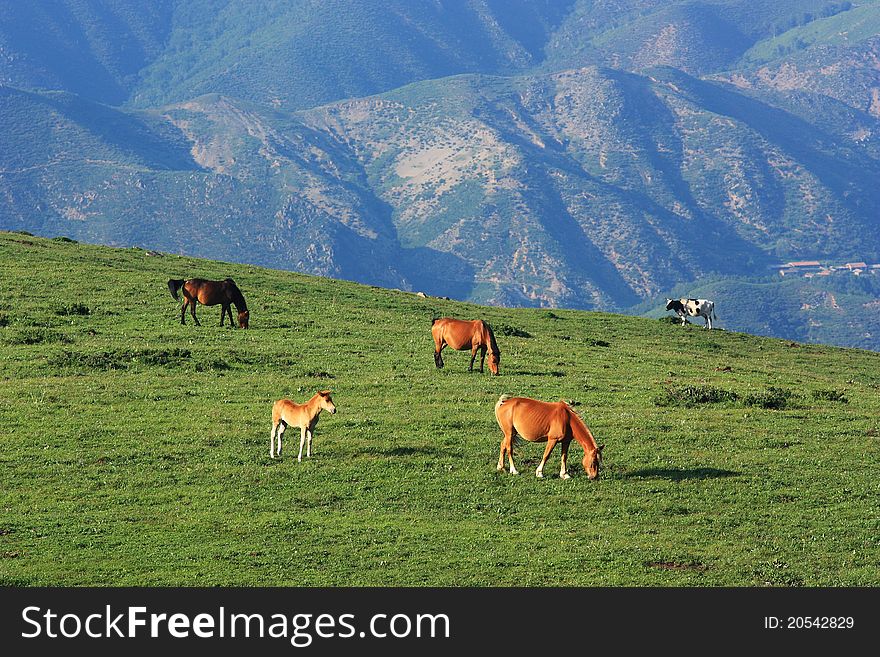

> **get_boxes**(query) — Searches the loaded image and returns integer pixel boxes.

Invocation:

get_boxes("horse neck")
[569,410,597,455]
[228,284,247,311]
[306,394,324,418]
[482,322,499,355]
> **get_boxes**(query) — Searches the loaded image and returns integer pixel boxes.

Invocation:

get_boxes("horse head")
[238,309,250,329]
[488,350,501,376]
[318,390,337,414]
[583,443,604,480]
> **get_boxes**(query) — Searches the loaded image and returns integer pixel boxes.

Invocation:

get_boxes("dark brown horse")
[431,317,500,375]
[168,278,249,328]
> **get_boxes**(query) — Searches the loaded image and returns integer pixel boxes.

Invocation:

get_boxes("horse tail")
[168,279,185,301]
[495,394,510,412]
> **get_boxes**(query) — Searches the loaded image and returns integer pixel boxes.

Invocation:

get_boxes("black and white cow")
[665,298,717,329]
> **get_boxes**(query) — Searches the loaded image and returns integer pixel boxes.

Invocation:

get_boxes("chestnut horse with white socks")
[495,395,604,479]
[270,391,337,461]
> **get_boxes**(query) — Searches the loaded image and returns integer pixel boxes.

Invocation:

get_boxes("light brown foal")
[270,390,337,461]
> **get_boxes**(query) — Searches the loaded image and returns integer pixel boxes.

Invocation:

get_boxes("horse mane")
[565,405,598,452]
[224,278,247,311]
[482,321,500,356]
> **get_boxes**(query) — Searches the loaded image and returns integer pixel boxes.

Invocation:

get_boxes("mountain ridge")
[1,0,879,349]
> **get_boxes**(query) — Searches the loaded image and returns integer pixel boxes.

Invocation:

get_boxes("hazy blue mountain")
[1,0,880,349]
[0,0,174,104]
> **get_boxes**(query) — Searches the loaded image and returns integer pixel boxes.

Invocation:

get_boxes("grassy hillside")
[1,232,878,586]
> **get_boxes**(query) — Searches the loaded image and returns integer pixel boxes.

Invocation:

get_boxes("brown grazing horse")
[494,395,604,479]
[270,390,337,461]
[168,278,249,328]
[431,317,500,375]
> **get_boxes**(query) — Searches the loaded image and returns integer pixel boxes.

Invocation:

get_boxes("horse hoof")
[535,471,543,478]
[560,473,571,480]
[510,469,519,476]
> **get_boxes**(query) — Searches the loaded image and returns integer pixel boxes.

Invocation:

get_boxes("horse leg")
[306,428,313,458]
[190,300,200,326]
[276,422,286,458]
[506,436,519,475]
[298,427,307,462]
[536,439,557,478]
[220,304,226,326]
[559,439,571,479]
[180,301,188,325]
[434,341,445,369]
[478,345,486,373]
[270,422,279,459]
[497,417,517,473]
[469,346,477,372]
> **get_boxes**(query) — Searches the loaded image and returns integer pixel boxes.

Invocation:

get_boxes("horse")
[431,317,500,375]
[494,395,604,480]
[270,390,337,461]
[168,278,249,328]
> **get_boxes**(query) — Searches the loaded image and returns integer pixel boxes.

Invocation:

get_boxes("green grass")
[1,231,879,586]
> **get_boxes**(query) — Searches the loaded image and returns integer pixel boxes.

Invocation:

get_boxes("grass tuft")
[653,385,739,407]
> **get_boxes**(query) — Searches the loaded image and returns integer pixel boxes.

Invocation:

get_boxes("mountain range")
[2,0,880,348]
